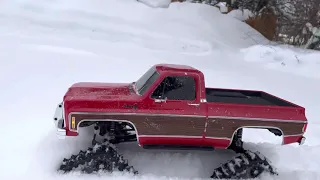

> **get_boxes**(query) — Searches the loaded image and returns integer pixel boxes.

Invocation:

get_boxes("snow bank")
[137,0,172,8]
[0,0,269,50]
[227,9,254,21]
[215,2,228,13]
[241,45,320,79]
[160,3,269,49]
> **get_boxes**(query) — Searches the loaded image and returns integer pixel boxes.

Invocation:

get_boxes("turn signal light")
[71,117,76,129]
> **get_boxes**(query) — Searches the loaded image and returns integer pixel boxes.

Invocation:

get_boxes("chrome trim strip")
[284,133,304,137]
[204,121,208,132]
[66,112,306,147]
[138,135,203,138]
[67,112,306,123]
[208,116,307,123]
[205,133,305,140]
[205,136,230,140]
[62,101,66,128]
[69,112,205,118]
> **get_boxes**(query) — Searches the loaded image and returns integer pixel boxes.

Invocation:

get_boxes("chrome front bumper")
[299,136,306,145]
[53,102,66,139]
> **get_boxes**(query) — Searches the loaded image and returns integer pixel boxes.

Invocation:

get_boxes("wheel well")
[230,126,284,146]
[267,128,283,136]
[77,120,139,144]
[78,120,137,132]
[79,121,96,127]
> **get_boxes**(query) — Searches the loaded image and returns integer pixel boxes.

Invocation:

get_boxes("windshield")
[135,67,160,95]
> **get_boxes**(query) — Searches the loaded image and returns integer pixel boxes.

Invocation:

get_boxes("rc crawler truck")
[53,64,307,179]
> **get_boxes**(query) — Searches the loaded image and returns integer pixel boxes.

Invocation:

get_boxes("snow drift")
[241,45,320,79]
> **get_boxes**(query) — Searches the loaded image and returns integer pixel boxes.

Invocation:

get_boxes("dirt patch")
[245,8,277,40]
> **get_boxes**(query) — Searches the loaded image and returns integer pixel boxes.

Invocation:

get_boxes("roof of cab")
[154,63,201,73]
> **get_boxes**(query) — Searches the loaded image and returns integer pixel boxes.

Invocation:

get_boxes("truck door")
[142,72,206,147]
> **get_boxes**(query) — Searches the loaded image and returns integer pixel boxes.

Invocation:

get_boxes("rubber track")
[58,142,137,174]
[211,150,278,179]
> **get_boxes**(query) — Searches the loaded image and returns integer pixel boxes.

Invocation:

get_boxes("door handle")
[154,97,167,103]
[188,103,200,107]
[155,99,166,103]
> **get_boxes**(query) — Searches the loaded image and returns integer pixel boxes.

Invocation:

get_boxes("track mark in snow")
[26,44,99,56]
[241,45,320,79]
[2,6,211,56]
[132,37,211,55]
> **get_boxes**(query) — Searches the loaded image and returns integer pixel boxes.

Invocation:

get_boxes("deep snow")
[1,0,320,180]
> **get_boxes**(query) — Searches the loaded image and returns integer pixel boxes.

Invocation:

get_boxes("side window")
[151,76,196,100]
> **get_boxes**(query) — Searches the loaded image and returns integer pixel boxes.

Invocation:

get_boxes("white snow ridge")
[1,0,320,180]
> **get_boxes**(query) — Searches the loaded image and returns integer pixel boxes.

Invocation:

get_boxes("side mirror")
[154,97,167,103]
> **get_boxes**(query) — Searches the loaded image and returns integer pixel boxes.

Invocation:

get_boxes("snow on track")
[1,0,320,180]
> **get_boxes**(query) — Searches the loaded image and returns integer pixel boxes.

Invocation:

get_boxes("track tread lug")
[58,142,137,174]
[211,150,278,179]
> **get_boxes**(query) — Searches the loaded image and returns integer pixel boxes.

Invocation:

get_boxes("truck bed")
[205,88,296,107]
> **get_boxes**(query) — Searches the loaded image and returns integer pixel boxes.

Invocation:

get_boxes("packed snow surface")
[137,0,172,8]
[1,0,320,180]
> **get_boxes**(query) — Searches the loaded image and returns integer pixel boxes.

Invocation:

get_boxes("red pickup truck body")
[55,64,307,149]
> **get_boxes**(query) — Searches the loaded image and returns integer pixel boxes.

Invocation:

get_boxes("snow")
[137,0,172,8]
[216,2,228,13]
[1,0,320,180]
[241,45,320,79]
[227,9,254,21]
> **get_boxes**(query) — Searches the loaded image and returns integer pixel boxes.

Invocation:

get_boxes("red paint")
[139,136,204,146]
[138,136,231,149]
[65,82,134,101]
[283,135,305,145]
[202,138,231,149]
[206,103,306,121]
[61,64,308,148]
[302,123,308,133]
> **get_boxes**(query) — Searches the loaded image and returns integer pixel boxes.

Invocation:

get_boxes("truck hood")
[65,82,135,100]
